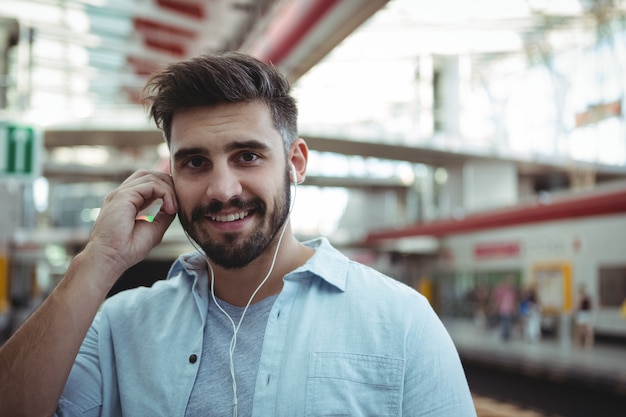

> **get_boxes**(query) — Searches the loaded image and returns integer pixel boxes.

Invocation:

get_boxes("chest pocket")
[305,352,403,417]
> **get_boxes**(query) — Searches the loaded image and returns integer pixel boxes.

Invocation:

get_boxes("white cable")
[184,173,298,417]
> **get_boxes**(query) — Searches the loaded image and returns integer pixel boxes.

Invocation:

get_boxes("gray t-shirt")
[185,294,278,417]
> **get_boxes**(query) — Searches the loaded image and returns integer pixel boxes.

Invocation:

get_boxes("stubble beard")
[180,174,291,270]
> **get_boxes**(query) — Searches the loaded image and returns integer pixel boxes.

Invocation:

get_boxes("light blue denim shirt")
[57,237,476,416]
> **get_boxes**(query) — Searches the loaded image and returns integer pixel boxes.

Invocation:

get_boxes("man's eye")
[240,152,259,162]
[185,157,206,168]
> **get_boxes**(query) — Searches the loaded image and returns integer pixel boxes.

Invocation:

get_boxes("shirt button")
[189,354,198,364]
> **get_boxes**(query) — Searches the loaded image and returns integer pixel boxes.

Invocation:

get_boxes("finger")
[112,172,178,215]
[135,209,176,246]
[151,208,177,232]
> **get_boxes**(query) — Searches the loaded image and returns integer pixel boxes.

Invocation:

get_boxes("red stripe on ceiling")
[143,38,187,57]
[133,17,197,38]
[127,57,161,76]
[364,186,626,243]
[156,0,205,19]
[253,0,341,65]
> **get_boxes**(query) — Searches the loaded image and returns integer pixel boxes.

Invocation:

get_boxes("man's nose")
[206,165,243,203]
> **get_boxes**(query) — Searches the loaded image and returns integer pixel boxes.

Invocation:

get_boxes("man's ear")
[288,138,308,185]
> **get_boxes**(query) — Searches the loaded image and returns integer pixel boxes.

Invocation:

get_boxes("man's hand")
[0,169,179,417]
[84,170,178,280]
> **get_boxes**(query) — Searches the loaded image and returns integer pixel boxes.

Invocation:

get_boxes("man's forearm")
[0,250,118,417]
[0,170,176,416]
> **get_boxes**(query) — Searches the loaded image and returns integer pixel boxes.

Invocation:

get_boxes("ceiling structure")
[0,0,389,112]
[2,0,626,253]
[1,0,626,187]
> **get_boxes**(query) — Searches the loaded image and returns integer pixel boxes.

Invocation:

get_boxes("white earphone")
[290,163,298,184]
[183,161,300,417]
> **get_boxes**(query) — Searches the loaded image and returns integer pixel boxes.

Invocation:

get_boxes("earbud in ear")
[290,164,298,184]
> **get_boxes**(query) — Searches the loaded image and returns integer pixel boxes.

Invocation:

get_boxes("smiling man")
[0,52,477,417]
[171,103,303,276]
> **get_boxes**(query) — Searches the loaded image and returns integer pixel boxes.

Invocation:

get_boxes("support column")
[463,161,518,212]
[0,17,19,110]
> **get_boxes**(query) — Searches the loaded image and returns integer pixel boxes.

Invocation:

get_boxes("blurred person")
[574,284,594,349]
[493,275,518,342]
[0,52,476,417]
[470,280,490,330]
[519,282,541,342]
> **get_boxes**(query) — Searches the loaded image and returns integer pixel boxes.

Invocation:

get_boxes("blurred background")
[1,0,626,415]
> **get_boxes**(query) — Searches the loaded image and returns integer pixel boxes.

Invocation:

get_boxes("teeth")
[211,211,249,222]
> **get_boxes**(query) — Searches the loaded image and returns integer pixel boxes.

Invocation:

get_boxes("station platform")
[444,319,626,396]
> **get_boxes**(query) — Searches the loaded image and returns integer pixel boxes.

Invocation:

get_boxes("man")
[0,52,476,416]
[493,275,518,342]
[574,284,594,349]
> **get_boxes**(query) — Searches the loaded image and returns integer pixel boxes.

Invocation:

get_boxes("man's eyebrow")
[172,141,272,161]
[224,140,271,153]
[172,147,208,161]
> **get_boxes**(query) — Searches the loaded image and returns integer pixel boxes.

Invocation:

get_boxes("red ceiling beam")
[132,16,197,58]
[251,0,341,66]
[142,38,187,57]
[127,56,162,76]
[364,186,626,244]
[155,0,205,19]
[133,17,197,39]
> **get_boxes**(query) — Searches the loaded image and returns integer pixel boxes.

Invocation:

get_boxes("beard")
[179,171,291,269]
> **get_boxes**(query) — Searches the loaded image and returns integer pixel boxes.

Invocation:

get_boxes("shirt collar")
[289,237,348,292]
[169,236,349,292]
[167,250,207,280]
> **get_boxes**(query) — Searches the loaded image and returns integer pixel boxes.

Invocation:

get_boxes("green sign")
[0,122,42,180]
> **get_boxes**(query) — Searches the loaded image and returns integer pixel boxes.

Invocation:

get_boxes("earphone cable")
[183,174,297,417]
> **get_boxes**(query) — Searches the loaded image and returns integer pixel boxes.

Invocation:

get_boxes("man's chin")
[198,237,259,269]
[207,251,257,270]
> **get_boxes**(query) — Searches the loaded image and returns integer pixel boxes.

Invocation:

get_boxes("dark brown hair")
[142,52,298,150]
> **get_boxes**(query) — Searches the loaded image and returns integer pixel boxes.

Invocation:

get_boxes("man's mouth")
[209,210,250,222]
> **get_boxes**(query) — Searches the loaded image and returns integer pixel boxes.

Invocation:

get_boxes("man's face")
[169,101,291,269]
